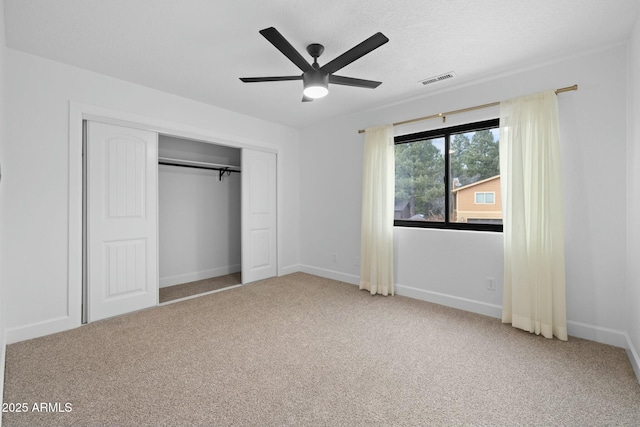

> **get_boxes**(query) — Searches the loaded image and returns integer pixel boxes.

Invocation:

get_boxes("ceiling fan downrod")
[306,43,324,69]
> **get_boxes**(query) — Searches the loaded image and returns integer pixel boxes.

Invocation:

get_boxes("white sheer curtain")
[500,91,568,340]
[360,125,395,296]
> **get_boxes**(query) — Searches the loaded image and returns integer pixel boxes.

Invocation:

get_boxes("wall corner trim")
[279,264,302,277]
[0,327,6,424]
[626,333,640,384]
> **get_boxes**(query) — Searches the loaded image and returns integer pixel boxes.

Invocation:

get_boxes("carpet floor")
[3,273,640,426]
[159,273,241,304]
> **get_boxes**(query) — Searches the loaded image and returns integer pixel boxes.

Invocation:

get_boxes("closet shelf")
[158,157,241,181]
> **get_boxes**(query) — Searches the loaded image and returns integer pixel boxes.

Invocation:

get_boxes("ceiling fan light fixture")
[303,70,329,99]
[303,84,328,99]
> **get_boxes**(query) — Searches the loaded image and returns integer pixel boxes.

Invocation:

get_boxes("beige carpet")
[159,273,241,303]
[3,273,640,426]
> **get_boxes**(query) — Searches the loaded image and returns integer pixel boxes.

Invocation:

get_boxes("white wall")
[0,0,7,418]
[2,49,300,343]
[158,136,241,287]
[300,43,629,347]
[626,14,640,378]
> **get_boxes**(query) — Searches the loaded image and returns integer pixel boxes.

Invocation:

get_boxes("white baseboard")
[398,284,628,348]
[6,315,80,344]
[566,320,628,348]
[295,268,503,319]
[296,267,632,352]
[626,334,640,384]
[159,265,241,288]
[298,265,359,285]
[395,283,503,319]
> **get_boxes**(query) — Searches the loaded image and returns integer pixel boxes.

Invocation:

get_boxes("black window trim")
[394,118,503,233]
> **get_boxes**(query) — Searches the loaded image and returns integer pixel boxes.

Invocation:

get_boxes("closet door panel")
[241,149,277,283]
[87,121,158,321]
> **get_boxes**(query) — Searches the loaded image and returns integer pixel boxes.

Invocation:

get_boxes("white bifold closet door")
[241,149,277,283]
[86,121,159,322]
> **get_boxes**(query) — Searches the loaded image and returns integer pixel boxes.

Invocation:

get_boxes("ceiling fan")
[240,27,389,102]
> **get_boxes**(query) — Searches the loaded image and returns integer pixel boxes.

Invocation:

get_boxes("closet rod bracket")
[219,168,231,181]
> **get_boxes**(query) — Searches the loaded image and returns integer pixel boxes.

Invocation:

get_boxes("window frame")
[394,118,502,233]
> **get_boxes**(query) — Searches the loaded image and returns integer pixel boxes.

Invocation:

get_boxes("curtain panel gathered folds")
[499,91,568,340]
[360,125,395,296]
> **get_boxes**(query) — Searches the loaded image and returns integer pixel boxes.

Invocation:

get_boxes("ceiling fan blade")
[302,95,314,102]
[320,32,389,74]
[329,75,382,88]
[259,27,314,73]
[239,76,302,83]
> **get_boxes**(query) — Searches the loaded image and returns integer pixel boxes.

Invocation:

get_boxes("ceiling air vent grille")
[420,71,456,86]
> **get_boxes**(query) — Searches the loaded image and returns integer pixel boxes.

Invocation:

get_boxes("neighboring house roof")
[395,200,409,210]
[451,175,500,193]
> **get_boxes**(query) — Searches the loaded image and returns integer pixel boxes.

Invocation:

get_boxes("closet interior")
[158,135,242,303]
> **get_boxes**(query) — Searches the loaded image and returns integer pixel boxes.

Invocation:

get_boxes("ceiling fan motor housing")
[303,69,328,86]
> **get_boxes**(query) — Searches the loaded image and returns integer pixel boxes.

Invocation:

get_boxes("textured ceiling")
[4,0,640,129]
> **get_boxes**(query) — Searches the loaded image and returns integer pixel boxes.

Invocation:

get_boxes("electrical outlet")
[486,277,496,291]
[332,253,337,263]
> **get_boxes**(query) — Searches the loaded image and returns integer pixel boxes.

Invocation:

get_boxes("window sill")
[394,220,503,233]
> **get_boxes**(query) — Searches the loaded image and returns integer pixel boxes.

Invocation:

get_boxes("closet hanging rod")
[158,157,241,181]
[158,157,241,172]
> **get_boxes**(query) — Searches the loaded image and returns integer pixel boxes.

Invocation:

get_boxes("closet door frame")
[68,102,283,329]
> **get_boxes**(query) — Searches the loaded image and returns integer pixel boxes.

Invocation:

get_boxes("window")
[394,118,502,232]
[475,192,495,204]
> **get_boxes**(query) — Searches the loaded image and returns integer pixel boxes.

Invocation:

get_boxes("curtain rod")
[357,84,578,134]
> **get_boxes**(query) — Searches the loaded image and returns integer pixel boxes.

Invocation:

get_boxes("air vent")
[419,71,456,86]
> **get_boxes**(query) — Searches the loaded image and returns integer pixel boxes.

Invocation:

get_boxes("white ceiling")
[4,0,640,129]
